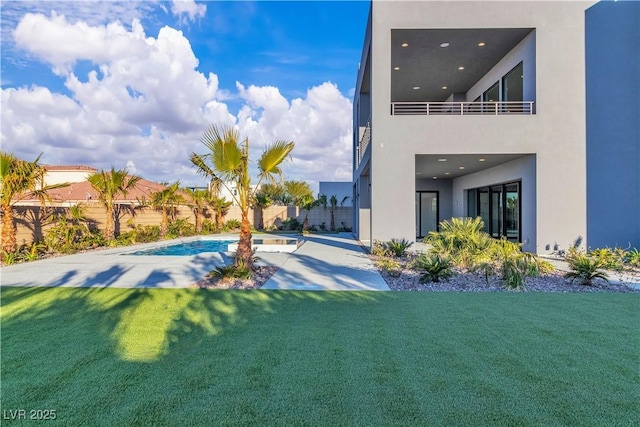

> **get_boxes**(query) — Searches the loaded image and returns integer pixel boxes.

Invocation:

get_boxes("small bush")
[375,258,402,277]
[564,249,609,286]
[279,217,301,231]
[625,248,640,268]
[370,240,390,257]
[167,218,196,238]
[386,238,413,258]
[412,254,454,283]
[588,247,625,271]
[224,219,242,230]
[210,261,253,280]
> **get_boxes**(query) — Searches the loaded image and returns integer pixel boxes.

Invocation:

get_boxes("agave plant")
[385,238,413,258]
[413,253,454,283]
[564,251,609,285]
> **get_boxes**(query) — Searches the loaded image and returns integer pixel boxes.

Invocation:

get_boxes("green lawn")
[1,288,638,426]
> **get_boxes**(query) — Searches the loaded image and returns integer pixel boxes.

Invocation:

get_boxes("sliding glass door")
[467,182,520,242]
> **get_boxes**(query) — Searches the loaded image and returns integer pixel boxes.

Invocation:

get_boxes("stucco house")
[352,0,639,253]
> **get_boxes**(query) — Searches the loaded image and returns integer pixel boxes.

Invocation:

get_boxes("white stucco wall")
[362,0,593,253]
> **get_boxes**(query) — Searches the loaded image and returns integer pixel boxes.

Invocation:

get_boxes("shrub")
[200,220,219,234]
[386,238,413,258]
[167,218,196,238]
[375,257,402,277]
[370,240,390,257]
[412,254,454,283]
[425,217,493,269]
[279,217,301,231]
[224,219,242,231]
[210,261,253,281]
[588,247,625,271]
[625,248,640,268]
[117,225,161,245]
[564,249,609,285]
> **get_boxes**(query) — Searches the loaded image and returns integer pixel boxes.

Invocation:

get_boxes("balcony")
[391,101,534,116]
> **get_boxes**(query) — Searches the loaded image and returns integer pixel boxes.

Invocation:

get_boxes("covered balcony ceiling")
[415,154,529,180]
[392,28,533,102]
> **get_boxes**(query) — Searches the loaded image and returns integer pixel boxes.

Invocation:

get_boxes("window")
[502,62,524,102]
[467,182,521,242]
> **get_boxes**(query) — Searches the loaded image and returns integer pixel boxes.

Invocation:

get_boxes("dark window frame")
[467,181,521,242]
[416,190,440,239]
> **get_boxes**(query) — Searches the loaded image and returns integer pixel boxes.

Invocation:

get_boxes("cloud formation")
[171,0,207,23]
[2,9,353,191]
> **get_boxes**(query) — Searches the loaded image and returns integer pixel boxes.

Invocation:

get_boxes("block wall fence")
[12,203,353,247]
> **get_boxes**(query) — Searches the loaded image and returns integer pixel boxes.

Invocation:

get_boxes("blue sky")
[1,0,370,190]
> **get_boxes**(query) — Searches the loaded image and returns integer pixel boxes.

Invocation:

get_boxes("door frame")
[416,190,440,239]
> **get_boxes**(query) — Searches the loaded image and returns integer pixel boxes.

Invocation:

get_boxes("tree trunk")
[258,208,264,230]
[236,211,253,270]
[1,204,17,254]
[215,211,223,229]
[303,211,309,231]
[160,209,168,238]
[194,209,202,233]
[330,208,335,232]
[105,205,115,241]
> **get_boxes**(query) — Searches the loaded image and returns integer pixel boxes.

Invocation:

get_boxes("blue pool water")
[128,240,235,256]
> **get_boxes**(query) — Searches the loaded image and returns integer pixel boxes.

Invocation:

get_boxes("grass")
[1,288,638,426]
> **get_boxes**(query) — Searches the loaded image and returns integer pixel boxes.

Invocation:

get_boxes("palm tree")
[87,167,141,241]
[0,152,67,255]
[284,180,314,231]
[327,195,349,232]
[191,124,294,270]
[253,192,271,230]
[184,188,209,233]
[207,194,232,230]
[150,181,186,238]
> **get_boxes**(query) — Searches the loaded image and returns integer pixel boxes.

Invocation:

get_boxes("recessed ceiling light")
[478,158,486,162]
[416,172,422,175]
[440,42,450,48]
[401,43,409,47]
[413,86,420,90]
[478,42,486,47]
[432,176,437,180]
[394,66,400,70]
[438,158,447,162]
[458,66,465,70]
[444,172,450,175]
[459,166,465,170]
[442,86,448,90]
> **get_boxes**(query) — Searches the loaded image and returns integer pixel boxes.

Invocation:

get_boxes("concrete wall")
[585,0,640,250]
[466,31,536,104]
[13,204,353,247]
[364,0,593,253]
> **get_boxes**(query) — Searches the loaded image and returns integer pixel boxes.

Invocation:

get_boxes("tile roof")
[24,178,172,204]
[43,165,98,172]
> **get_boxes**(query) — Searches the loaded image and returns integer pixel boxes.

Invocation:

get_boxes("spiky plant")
[412,253,454,283]
[564,251,609,286]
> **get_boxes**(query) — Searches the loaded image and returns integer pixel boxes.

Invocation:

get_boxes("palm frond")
[257,140,295,183]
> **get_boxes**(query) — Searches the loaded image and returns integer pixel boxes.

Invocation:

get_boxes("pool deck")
[0,233,389,291]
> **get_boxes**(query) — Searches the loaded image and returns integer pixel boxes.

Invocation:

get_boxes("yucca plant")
[426,217,493,269]
[385,238,413,258]
[412,253,454,283]
[625,248,640,268]
[564,250,609,285]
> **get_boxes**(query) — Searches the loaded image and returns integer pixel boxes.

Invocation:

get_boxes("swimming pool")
[128,240,236,256]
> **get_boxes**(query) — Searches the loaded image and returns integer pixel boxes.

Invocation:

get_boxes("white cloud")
[171,0,207,24]
[2,11,353,191]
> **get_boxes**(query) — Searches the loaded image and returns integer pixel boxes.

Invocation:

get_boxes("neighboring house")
[319,181,353,207]
[42,165,97,186]
[352,0,639,253]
